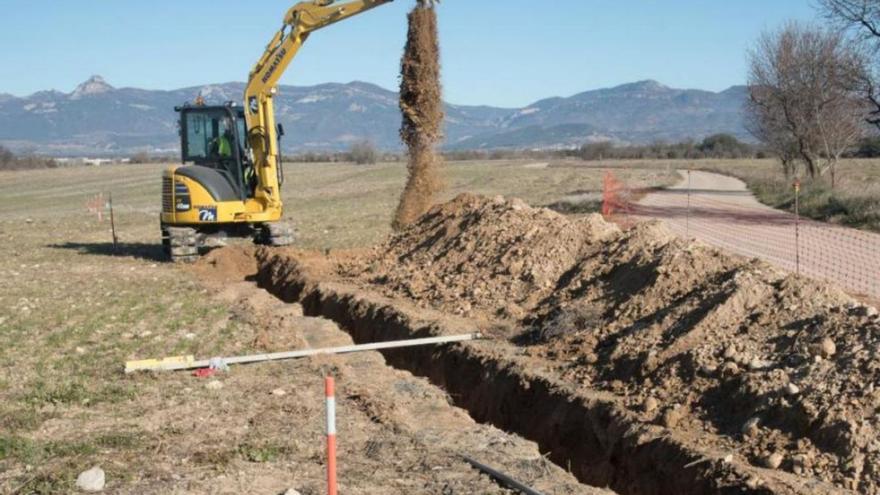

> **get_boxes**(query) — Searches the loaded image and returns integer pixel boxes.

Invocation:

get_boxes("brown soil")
[256,250,837,494]
[161,251,605,494]
[355,193,618,321]
[393,2,445,230]
[188,244,258,282]
[250,193,880,493]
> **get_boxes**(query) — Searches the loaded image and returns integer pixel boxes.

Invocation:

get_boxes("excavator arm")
[244,0,393,213]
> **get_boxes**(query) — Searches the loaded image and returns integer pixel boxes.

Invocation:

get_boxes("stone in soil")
[76,466,105,492]
[765,453,785,470]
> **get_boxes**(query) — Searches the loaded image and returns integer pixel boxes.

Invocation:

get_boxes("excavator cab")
[177,104,254,200]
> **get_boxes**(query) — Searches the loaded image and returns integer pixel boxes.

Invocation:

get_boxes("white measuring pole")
[125,333,483,373]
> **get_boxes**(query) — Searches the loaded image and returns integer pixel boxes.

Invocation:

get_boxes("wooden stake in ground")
[108,192,118,249]
[392,0,444,230]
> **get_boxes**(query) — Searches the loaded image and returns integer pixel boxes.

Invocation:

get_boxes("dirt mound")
[344,193,880,492]
[357,193,618,319]
[530,225,880,491]
[393,2,445,230]
[190,245,257,283]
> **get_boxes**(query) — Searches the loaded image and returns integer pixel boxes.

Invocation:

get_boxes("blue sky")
[0,1,816,107]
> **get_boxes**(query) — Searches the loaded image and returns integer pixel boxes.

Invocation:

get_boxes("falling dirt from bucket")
[392,1,445,231]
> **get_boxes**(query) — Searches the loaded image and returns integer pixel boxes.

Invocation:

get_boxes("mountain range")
[0,76,750,156]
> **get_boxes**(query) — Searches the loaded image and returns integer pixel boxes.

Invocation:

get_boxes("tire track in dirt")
[636,170,880,301]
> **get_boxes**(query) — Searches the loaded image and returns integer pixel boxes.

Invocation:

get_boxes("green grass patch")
[0,435,97,464]
[191,448,236,467]
[15,471,72,495]
[545,199,603,215]
[23,380,137,408]
[95,431,143,450]
[23,381,91,407]
[745,175,879,230]
[0,408,47,432]
[238,442,288,463]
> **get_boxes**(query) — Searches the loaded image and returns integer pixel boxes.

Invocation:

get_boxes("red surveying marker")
[326,376,337,495]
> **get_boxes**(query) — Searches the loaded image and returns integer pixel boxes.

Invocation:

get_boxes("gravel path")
[636,170,880,301]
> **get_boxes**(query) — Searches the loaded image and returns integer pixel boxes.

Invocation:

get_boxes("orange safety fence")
[602,173,880,302]
[602,171,633,219]
[85,193,105,221]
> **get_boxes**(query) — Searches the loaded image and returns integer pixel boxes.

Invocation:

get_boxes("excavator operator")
[209,117,255,194]
[211,117,235,159]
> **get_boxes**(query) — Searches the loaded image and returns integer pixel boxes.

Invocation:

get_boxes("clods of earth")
[248,193,880,494]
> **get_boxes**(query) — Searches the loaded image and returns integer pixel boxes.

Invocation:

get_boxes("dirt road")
[636,170,880,301]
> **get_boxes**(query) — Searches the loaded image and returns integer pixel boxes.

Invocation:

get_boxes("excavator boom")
[244,0,393,214]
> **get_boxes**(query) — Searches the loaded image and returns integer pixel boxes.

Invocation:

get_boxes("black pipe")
[463,456,545,495]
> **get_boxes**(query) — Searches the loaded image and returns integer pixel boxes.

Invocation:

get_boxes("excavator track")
[162,226,200,264]
[259,222,295,247]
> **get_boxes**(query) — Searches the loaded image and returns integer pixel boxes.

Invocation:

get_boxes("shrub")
[348,140,379,165]
[130,151,151,164]
[0,146,57,171]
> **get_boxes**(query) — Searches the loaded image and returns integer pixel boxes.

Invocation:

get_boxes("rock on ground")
[76,466,105,492]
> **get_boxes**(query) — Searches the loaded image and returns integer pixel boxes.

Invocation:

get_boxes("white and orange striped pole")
[325,376,337,495]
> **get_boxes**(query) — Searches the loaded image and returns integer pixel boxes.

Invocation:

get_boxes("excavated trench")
[253,248,838,495]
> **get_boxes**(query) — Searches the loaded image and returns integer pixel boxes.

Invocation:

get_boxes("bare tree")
[130,151,151,164]
[578,141,614,161]
[747,22,866,185]
[0,145,57,170]
[745,102,799,175]
[819,0,880,129]
[821,0,880,36]
[348,140,379,165]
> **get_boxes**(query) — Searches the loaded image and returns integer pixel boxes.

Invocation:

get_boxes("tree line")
[450,134,880,161]
[0,145,57,171]
[745,1,880,186]
[128,132,880,166]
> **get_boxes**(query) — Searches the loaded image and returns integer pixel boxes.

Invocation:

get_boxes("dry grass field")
[0,160,674,493]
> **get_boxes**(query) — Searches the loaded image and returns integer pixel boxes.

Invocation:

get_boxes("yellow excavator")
[161,0,393,262]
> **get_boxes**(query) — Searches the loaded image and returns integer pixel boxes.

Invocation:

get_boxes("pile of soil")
[393,1,445,230]
[355,193,617,319]
[189,245,258,283]
[526,222,880,491]
[347,193,880,492]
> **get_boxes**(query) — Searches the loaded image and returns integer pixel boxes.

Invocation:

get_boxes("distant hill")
[0,76,750,156]
[453,81,750,150]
